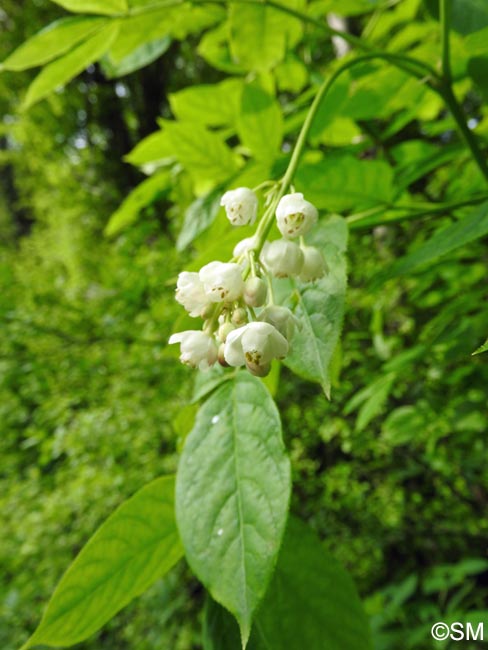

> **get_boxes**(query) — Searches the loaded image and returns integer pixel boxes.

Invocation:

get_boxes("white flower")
[175,271,210,317]
[258,305,299,341]
[221,187,258,226]
[168,330,218,370]
[299,245,327,282]
[260,239,304,278]
[224,322,288,369]
[233,236,257,258]
[199,261,244,302]
[276,192,318,238]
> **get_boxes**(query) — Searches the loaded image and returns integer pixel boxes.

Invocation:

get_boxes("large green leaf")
[426,0,488,35]
[162,121,240,185]
[169,78,243,127]
[125,130,175,167]
[285,216,348,397]
[105,171,170,236]
[23,21,120,109]
[1,17,107,71]
[50,0,128,14]
[374,201,488,283]
[176,372,291,647]
[295,154,395,212]
[203,517,373,650]
[109,5,221,61]
[236,82,283,163]
[24,476,183,649]
[102,37,171,78]
[228,0,303,71]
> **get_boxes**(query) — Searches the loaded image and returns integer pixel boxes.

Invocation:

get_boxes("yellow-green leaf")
[23,21,120,109]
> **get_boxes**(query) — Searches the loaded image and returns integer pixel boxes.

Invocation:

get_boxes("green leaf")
[170,78,244,127]
[344,372,397,432]
[1,17,107,71]
[203,517,373,650]
[285,216,348,397]
[109,6,221,61]
[125,130,175,168]
[50,0,128,15]
[176,186,224,251]
[162,121,240,185]
[236,82,283,163]
[105,171,170,236]
[176,372,291,646]
[295,154,395,212]
[102,37,171,78]
[23,21,120,109]
[228,0,303,71]
[374,201,488,283]
[25,476,183,649]
[472,338,488,355]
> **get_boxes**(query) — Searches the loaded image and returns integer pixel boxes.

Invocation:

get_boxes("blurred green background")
[2,1,488,649]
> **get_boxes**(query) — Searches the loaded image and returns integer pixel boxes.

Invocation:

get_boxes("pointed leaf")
[203,517,373,650]
[176,372,291,646]
[105,171,170,236]
[1,17,107,71]
[23,21,120,109]
[25,475,183,649]
[285,216,348,397]
[50,0,128,15]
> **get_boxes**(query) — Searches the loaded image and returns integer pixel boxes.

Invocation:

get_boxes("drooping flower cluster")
[169,186,327,376]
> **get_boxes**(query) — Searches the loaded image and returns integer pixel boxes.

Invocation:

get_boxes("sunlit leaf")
[50,0,128,15]
[23,21,120,109]
[105,171,170,236]
[25,476,183,648]
[1,17,107,71]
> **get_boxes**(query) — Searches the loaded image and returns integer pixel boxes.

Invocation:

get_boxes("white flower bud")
[221,187,258,226]
[260,239,304,278]
[244,276,267,307]
[258,305,299,341]
[299,245,327,282]
[168,330,218,370]
[276,192,318,238]
[199,261,244,303]
[175,271,211,318]
[231,307,248,325]
[224,322,288,369]
[233,236,258,258]
[218,321,235,343]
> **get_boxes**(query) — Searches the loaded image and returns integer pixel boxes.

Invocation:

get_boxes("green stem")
[347,194,488,230]
[439,0,451,83]
[253,52,441,253]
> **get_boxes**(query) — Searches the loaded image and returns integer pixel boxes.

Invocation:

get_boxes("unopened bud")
[299,245,327,282]
[218,321,235,343]
[231,307,248,325]
[244,277,267,307]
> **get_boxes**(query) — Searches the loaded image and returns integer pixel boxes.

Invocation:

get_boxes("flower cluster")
[169,186,327,376]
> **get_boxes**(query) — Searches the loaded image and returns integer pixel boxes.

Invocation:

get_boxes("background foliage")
[1,0,488,648]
